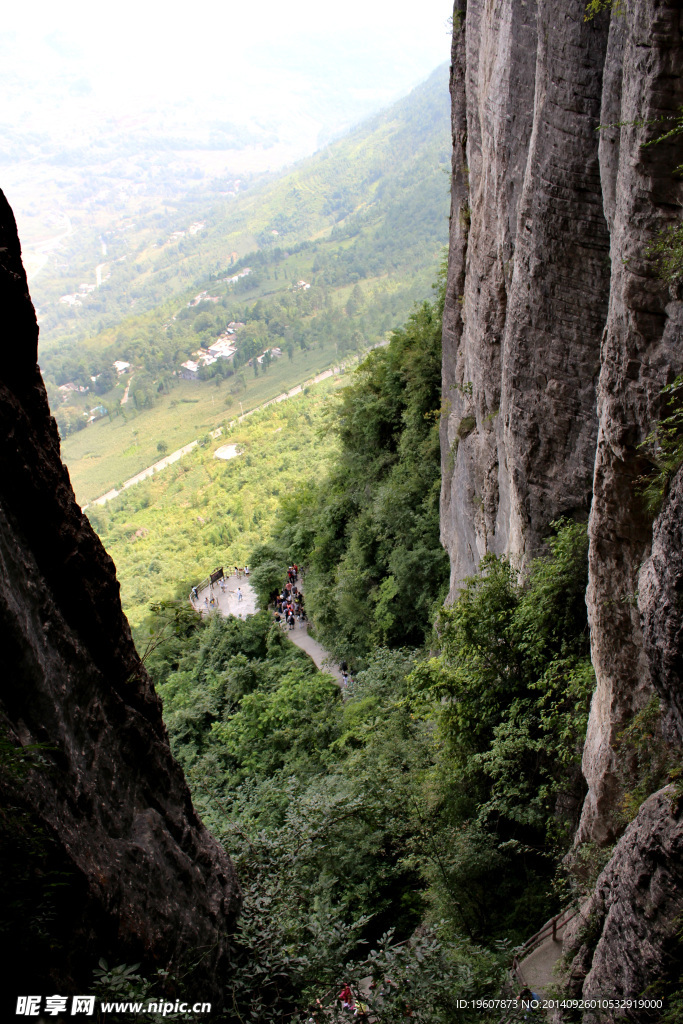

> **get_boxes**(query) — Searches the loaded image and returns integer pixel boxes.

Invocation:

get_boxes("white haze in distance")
[3,0,452,150]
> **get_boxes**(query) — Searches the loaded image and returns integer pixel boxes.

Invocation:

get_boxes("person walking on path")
[237,587,243,602]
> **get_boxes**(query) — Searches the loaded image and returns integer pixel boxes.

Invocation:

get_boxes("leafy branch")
[637,376,683,513]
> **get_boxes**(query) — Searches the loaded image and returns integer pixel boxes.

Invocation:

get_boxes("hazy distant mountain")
[34,64,451,461]
[33,63,451,355]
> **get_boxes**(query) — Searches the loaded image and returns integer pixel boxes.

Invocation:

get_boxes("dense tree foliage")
[408,521,594,935]
[252,276,450,662]
[137,516,594,1020]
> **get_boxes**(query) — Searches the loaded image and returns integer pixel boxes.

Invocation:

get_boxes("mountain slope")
[35,64,450,355]
[40,65,451,503]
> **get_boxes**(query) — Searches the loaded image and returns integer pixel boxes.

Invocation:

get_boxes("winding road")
[84,366,345,508]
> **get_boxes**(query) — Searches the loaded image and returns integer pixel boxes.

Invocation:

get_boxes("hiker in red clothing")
[339,983,354,1012]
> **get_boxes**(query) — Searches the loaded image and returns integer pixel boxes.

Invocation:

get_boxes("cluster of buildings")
[57,360,131,402]
[224,267,251,285]
[188,290,220,307]
[59,281,96,307]
[56,387,107,425]
[247,347,283,368]
[180,332,239,380]
[257,347,283,364]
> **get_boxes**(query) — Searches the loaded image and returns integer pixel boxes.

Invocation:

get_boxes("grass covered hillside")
[36,64,449,354]
[64,344,349,505]
[86,377,343,631]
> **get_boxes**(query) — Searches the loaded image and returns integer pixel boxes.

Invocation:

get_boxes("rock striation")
[0,190,239,1002]
[441,0,611,596]
[442,0,683,1008]
[442,0,683,840]
[562,787,683,1016]
[581,0,683,848]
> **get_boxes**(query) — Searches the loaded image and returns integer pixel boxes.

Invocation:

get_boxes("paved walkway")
[517,915,572,997]
[280,576,344,684]
[191,573,257,620]
[286,623,344,683]
[190,569,344,685]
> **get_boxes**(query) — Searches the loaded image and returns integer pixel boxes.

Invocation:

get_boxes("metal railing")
[508,905,578,997]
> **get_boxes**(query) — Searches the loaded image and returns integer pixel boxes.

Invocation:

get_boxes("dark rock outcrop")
[562,787,683,1019]
[0,190,239,1002]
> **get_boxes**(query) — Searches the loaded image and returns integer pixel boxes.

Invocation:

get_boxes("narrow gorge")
[0,190,240,1006]
[1,1,682,1019]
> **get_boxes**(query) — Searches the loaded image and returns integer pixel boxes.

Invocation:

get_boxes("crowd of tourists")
[189,566,249,614]
[273,565,306,630]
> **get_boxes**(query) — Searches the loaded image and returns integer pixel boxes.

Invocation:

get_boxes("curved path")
[277,574,344,684]
[193,570,344,684]
[517,931,566,996]
[515,908,575,997]
[286,623,344,684]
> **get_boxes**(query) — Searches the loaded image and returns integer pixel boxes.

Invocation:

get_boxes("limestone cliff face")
[442,0,683,839]
[581,0,683,848]
[441,0,611,594]
[0,190,239,999]
[640,466,683,743]
[562,787,683,1014]
[442,0,683,1006]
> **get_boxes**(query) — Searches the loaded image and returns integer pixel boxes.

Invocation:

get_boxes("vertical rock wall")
[441,0,611,596]
[581,0,683,845]
[442,0,683,1007]
[0,189,240,1001]
[442,0,683,844]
